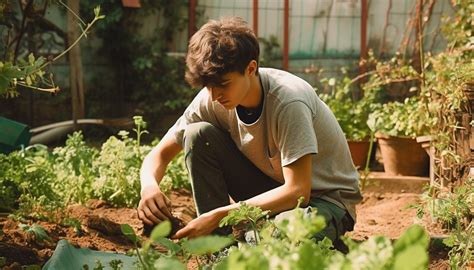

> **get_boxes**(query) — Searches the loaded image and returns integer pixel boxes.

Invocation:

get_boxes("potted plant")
[367,96,431,176]
[319,76,377,168]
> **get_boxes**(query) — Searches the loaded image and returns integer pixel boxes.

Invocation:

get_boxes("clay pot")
[376,133,429,176]
[121,0,141,8]
[347,140,371,168]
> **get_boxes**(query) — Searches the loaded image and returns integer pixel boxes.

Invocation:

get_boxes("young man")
[138,17,362,245]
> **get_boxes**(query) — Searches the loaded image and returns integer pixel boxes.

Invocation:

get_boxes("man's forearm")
[211,183,308,221]
[140,133,183,193]
[211,155,312,221]
[140,154,167,192]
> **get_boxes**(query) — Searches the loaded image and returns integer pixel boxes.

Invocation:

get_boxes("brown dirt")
[0,188,451,269]
[0,189,196,269]
[348,191,450,269]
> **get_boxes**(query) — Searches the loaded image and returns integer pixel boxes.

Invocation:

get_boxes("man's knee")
[183,122,218,150]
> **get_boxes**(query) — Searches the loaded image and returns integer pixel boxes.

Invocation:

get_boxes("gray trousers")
[183,122,354,249]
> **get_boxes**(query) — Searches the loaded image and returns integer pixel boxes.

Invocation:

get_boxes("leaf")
[392,245,428,270]
[19,224,51,242]
[393,224,429,254]
[442,235,455,247]
[120,224,139,244]
[0,257,5,267]
[153,257,185,270]
[154,236,181,254]
[26,76,32,86]
[29,224,51,242]
[150,220,171,240]
[182,235,234,255]
[28,53,35,65]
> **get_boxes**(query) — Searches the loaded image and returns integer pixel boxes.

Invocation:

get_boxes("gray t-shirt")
[167,68,362,221]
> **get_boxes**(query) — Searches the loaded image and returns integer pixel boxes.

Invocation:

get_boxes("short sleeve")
[276,101,318,166]
[167,89,211,146]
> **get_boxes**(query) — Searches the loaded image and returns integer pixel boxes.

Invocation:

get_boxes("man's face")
[206,70,251,110]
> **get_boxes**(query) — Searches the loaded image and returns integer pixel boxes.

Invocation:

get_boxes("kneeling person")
[138,17,362,246]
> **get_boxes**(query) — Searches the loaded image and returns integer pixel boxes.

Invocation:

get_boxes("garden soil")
[1,188,450,269]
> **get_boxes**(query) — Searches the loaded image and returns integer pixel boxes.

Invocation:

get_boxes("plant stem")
[360,131,375,191]
[250,221,260,245]
[134,244,146,270]
[58,0,86,26]
[16,83,59,93]
[35,13,102,72]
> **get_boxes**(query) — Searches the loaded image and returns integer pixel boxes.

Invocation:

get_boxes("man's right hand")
[138,185,173,225]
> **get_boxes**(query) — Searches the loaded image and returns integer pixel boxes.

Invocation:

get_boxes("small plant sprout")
[133,116,149,146]
[219,202,270,245]
[18,223,52,244]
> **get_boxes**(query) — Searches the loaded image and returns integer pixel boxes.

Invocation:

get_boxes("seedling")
[18,223,51,244]
[219,202,269,244]
[119,221,233,269]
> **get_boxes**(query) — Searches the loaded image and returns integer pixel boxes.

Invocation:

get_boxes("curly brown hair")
[185,17,260,88]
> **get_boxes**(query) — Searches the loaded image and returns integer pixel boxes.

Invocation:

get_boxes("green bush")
[367,97,432,138]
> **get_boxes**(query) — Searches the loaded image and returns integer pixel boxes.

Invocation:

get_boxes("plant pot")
[121,0,141,8]
[347,140,370,168]
[376,133,429,176]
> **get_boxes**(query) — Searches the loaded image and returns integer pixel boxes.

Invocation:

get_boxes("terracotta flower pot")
[347,140,370,168]
[376,133,429,176]
[121,0,141,8]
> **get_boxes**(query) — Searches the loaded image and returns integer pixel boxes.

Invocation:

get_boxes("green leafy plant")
[52,132,98,205]
[367,96,432,138]
[443,220,473,270]
[411,179,473,269]
[214,200,430,270]
[413,2,474,266]
[319,72,381,141]
[19,223,51,244]
[91,115,154,207]
[0,4,104,97]
[0,115,190,217]
[120,220,233,270]
[219,202,270,245]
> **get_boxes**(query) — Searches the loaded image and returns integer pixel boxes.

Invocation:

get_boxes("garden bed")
[0,177,450,269]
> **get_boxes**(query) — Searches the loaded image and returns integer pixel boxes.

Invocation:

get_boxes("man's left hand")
[172,211,221,239]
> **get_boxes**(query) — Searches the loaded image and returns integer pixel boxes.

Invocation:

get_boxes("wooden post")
[67,0,84,129]
[413,0,424,74]
[188,0,197,39]
[283,0,289,70]
[253,0,258,37]
[359,0,368,83]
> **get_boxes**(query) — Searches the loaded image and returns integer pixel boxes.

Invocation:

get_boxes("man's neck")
[240,74,262,109]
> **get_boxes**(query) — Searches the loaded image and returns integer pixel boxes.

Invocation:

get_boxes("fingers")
[156,196,173,219]
[143,206,162,224]
[172,226,190,239]
[164,194,172,208]
[137,191,173,226]
[147,199,169,221]
[137,208,154,225]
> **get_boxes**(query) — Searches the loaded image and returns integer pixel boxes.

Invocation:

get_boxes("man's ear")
[247,60,258,76]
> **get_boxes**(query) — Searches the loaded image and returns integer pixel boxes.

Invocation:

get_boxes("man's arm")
[173,154,312,238]
[138,132,183,225]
